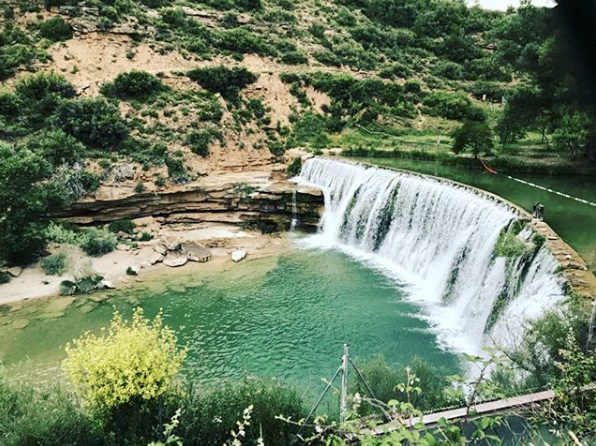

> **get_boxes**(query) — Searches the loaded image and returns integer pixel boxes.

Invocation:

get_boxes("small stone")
[12,319,29,329]
[7,267,22,277]
[231,250,247,263]
[547,236,558,241]
[163,252,188,267]
[100,279,116,289]
[116,243,131,251]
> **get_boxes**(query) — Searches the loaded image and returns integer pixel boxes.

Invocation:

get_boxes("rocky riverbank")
[0,168,324,305]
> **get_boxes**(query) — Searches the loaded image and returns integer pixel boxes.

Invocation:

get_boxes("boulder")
[183,242,211,262]
[162,236,181,251]
[231,250,247,263]
[163,252,188,267]
[116,243,131,252]
[7,267,22,277]
[152,243,168,255]
[136,247,164,267]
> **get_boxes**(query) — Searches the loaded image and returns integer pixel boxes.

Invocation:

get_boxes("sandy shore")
[0,223,292,307]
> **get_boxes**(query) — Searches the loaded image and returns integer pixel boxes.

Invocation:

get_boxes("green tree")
[452,120,494,158]
[0,144,69,263]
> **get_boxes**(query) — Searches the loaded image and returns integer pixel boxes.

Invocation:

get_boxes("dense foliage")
[187,66,257,102]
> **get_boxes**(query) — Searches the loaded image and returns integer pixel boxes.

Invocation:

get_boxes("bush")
[126,266,138,276]
[41,252,68,275]
[186,127,223,156]
[28,129,85,166]
[179,378,304,446]
[38,16,73,41]
[80,227,117,257]
[215,29,275,57]
[0,271,10,283]
[494,232,531,259]
[0,373,102,446]
[108,219,135,235]
[165,156,190,184]
[312,50,342,67]
[281,51,308,65]
[63,308,186,411]
[286,157,302,177]
[423,91,472,120]
[431,61,464,80]
[15,72,75,126]
[100,71,168,102]
[187,66,257,102]
[350,355,458,414]
[53,98,129,150]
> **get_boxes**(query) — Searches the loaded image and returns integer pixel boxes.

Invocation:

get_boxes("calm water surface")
[0,247,459,399]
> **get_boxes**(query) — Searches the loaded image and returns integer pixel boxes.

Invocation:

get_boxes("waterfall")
[290,189,298,231]
[296,158,566,355]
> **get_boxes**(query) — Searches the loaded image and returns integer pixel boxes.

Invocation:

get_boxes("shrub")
[350,355,458,413]
[179,378,304,446]
[41,252,68,275]
[431,61,464,80]
[0,373,102,446]
[108,219,135,235]
[286,157,302,177]
[313,50,342,67]
[494,232,531,259]
[100,71,168,102]
[60,274,104,296]
[165,156,190,184]
[134,182,145,193]
[38,16,73,41]
[138,232,153,242]
[63,309,187,411]
[29,129,85,166]
[0,271,10,283]
[281,51,308,65]
[215,29,275,57]
[44,222,83,245]
[187,66,258,102]
[126,266,138,276]
[423,91,472,120]
[53,98,129,150]
[80,227,117,257]
[15,72,75,126]
[186,127,223,156]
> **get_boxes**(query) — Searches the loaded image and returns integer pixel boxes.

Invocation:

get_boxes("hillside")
[0,0,593,264]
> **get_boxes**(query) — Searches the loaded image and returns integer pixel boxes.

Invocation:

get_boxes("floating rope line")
[505,175,596,208]
[478,157,596,208]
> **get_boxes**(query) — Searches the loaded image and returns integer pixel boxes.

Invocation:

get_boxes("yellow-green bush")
[63,308,187,410]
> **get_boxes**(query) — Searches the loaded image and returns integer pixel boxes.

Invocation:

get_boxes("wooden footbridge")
[367,389,555,434]
[301,345,561,437]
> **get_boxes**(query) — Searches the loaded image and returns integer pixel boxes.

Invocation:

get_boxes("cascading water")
[296,158,566,355]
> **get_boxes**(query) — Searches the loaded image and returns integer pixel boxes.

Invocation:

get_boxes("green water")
[0,247,459,395]
[353,157,596,270]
